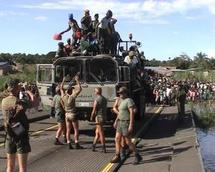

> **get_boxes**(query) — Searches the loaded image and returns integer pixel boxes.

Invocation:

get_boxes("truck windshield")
[86,58,117,83]
[55,60,83,82]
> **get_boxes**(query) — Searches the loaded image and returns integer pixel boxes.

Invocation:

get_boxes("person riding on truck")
[60,13,81,47]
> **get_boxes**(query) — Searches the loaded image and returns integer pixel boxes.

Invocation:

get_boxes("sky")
[0,0,215,60]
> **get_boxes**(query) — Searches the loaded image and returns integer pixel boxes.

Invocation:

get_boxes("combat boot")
[102,144,106,153]
[54,138,63,145]
[110,154,121,163]
[92,144,96,152]
[68,142,73,149]
[75,143,84,149]
[133,153,142,165]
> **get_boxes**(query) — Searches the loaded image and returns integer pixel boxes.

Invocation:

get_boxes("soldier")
[176,81,186,123]
[2,79,33,172]
[61,75,83,149]
[51,85,66,145]
[111,86,142,164]
[90,87,107,153]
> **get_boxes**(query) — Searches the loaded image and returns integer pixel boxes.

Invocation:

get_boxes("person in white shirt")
[124,51,139,66]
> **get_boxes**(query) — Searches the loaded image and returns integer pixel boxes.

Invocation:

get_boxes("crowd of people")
[141,74,215,106]
[55,9,121,59]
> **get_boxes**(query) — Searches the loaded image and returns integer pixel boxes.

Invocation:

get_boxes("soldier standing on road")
[90,87,107,153]
[2,79,34,172]
[61,75,83,149]
[176,81,186,123]
[111,86,142,164]
[51,85,66,145]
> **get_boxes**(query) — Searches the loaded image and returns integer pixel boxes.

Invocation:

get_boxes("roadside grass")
[190,100,215,130]
[173,71,215,82]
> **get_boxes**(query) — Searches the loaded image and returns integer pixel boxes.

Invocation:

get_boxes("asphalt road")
[0,106,159,172]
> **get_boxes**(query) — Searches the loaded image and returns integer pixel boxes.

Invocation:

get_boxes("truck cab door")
[36,64,54,106]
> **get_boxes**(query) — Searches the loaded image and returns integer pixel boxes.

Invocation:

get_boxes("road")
[0,106,204,172]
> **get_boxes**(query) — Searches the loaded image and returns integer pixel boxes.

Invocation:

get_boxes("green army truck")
[36,43,146,121]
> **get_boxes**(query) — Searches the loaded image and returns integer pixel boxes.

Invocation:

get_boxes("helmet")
[53,33,62,40]
[68,13,73,20]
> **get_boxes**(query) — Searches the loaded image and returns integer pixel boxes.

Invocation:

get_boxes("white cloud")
[34,16,48,22]
[19,0,215,24]
[0,10,26,17]
[185,16,198,20]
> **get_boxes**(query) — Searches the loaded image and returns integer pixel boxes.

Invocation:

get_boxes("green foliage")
[192,101,215,130]
[0,52,55,64]
[0,65,36,91]
[146,52,215,70]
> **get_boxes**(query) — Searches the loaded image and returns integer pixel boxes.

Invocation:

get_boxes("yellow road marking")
[0,124,58,147]
[101,106,163,172]
[30,125,58,136]
[101,163,113,172]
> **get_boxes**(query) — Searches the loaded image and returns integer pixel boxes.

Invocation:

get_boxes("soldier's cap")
[129,51,135,57]
[117,86,128,94]
[7,79,20,91]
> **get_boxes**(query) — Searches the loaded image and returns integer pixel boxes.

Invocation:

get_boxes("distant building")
[0,62,12,76]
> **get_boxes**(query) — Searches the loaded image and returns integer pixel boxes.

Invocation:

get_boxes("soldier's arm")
[113,98,120,116]
[73,75,82,96]
[90,100,97,121]
[128,107,134,133]
[60,77,66,97]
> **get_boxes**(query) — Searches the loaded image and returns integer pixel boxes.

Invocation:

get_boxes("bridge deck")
[0,106,204,172]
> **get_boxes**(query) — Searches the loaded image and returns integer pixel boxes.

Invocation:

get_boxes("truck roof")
[53,54,114,65]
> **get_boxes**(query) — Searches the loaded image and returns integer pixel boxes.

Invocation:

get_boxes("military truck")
[36,41,145,121]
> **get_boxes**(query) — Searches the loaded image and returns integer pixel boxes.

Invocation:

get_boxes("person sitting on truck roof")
[55,42,67,59]
[65,38,73,56]
[80,34,90,55]
[60,13,81,47]
[124,51,139,66]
